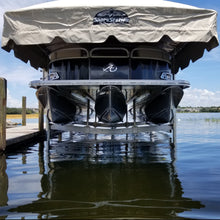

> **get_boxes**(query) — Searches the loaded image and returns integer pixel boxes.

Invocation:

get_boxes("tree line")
[178,106,220,113]
[199,107,220,112]
[6,107,36,114]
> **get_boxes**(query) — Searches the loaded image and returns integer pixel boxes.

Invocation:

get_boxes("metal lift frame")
[30,79,188,145]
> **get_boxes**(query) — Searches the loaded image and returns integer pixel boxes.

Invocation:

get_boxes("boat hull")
[144,87,183,124]
[33,80,189,126]
[37,86,76,124]
[95,86,127,123]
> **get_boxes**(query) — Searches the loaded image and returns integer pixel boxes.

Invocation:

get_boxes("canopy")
[1,0,219,73]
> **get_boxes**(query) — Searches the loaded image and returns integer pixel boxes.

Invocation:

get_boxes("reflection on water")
[49,132,174,164]
[0,130,205,219]
[0,154,8,207]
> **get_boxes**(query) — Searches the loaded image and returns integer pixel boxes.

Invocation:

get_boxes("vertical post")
[170,114,177,165]
[86,99,90,126]
[22,96,26,126]
[173,113,176,142]
[46,117,50,142]
[0,78,7,151]
[133,99,136,126]
[170,88,176,164]
[38,101,44,133]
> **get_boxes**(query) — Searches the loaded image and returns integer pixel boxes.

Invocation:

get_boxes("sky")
[0,0,220,108]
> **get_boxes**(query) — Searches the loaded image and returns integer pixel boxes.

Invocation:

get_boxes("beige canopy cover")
[1,0,218,73]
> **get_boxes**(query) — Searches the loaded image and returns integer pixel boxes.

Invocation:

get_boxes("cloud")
[180,88,220,107]
[0,64,41,86]
[7,89,21,107]
[0,61,40,108]
[6,88,38,108]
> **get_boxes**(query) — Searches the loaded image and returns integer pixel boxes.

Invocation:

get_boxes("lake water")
[0,113,220,219]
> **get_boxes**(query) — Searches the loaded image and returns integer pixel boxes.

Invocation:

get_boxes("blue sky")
[0,0,220,108]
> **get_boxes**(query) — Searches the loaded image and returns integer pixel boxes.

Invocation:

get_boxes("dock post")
[0,78,7,151]
[22,96,26,126]
[38,101,44,133]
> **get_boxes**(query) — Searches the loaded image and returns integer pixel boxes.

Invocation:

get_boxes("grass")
[6,114,39,119]
[205,118,220,123]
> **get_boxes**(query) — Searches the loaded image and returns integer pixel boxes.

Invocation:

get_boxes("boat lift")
[30,79,189,145]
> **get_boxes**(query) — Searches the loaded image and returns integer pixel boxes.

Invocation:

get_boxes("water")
[0,113,220,219]
[6,118,41,125]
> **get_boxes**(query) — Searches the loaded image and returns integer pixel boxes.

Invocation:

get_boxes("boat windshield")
[48,48,172,80]
[131,59,171,80]
[49,59,89,80]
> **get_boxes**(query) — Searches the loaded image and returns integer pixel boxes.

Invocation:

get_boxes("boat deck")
[30,79,190,89]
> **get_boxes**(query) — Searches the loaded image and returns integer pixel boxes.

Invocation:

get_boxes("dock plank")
[6,123,42,146]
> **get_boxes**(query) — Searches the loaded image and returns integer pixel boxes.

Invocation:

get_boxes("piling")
[22,96,26,126]
[38,101,44,133]
[0,78,7,150]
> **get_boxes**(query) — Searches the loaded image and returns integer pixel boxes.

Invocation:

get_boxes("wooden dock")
[1,77,45,151]
[6,123,45,147]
